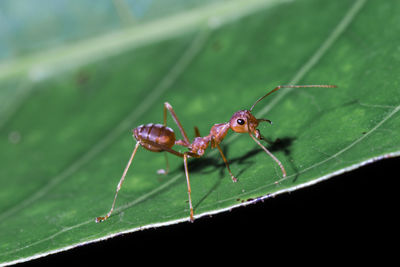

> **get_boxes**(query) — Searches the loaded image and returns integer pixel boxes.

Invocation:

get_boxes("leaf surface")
[1,0,400,264]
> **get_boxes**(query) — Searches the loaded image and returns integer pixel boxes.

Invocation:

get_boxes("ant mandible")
[95,84,336,223]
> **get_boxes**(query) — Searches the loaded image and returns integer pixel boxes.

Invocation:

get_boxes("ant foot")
[157,169,168,175]
[231,176,238,183]
[189,210,194,223]
[95,216,106,223]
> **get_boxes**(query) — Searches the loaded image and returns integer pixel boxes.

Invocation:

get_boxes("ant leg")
[162,102,190,172]
[183,152,194,222]
[164,102,190,146]
[212,137,237,182]
[194,126,201,137]
[141,139,201,160]
[157,153,170,175]
[140,139,185,158]
[96,142,141,223]
[249,133,287,178]
[130,139,198,221]
[140,139,188,178]
[255,129,274,145]
[144,140,196,221]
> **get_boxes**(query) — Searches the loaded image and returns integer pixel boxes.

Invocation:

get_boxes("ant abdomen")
[133,123,176,152]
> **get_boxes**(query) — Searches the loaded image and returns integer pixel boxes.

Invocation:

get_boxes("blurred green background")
[0,0,225,60]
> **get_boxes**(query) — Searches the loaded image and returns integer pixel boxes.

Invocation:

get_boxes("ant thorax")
[189,123,230,156]
[189,136,210,156]
[209,123,230,145]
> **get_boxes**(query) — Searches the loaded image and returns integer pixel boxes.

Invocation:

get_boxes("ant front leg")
[249,133,287,178]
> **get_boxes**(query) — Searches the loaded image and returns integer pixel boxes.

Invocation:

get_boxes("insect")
[95,84,336,223]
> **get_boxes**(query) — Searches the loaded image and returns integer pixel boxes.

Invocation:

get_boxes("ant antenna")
[249,85,337,112]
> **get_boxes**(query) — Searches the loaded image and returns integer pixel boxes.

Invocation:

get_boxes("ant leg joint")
[164,102,172,109]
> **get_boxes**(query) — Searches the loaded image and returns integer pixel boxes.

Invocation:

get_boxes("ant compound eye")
[237,119,245,125]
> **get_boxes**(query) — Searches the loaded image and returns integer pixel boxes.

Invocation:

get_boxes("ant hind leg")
[95,142,141,223]
[157,153,170,175]
[194,126,201,137]
[164,102,190,146]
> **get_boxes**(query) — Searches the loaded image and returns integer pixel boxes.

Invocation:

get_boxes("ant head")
[229,110,265,134]
[229,85,337,135]
[229,109,273,137]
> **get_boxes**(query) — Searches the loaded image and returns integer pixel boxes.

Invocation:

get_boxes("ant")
[95,84,336,223]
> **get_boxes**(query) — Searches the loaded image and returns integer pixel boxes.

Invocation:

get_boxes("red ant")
[95,84,336,223]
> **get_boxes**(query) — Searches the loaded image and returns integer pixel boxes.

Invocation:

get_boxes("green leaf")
[1,0,400,264]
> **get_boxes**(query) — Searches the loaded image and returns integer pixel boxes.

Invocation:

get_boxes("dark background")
[21,156,397,265]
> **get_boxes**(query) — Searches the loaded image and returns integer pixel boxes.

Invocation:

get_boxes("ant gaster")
[96,84,336,223]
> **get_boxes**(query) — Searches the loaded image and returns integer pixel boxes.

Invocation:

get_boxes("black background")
[20,156,397,266]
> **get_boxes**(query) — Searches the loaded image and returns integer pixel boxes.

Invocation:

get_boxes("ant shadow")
[269,137,300,182]
[174,136,298,210]
[186,136,297,177]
